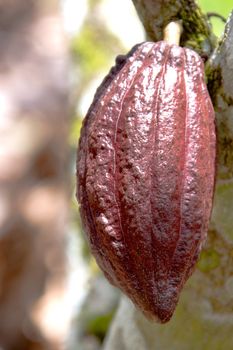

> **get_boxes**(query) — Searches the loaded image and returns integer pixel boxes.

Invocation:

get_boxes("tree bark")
[131,0,216,56]
[0,1,70,349]
[103,3,233,350]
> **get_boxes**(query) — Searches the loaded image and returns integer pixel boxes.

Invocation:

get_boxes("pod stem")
[163,21,183,45]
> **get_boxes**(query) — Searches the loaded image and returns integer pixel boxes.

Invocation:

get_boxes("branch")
[131,0,216,57]
[207,11,233,177]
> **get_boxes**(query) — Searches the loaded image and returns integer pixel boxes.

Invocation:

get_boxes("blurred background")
[0,0,232,349]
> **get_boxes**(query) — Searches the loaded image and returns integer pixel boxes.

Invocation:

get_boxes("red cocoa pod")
[76,41,216,323]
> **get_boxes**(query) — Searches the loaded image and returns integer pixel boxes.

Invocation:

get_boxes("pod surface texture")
[76,41,216,323]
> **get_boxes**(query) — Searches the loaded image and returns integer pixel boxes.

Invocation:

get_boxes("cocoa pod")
[76,41,216,323]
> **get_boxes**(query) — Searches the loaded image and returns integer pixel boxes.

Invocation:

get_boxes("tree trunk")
[103,2,233,349]
[0,1,70,349]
